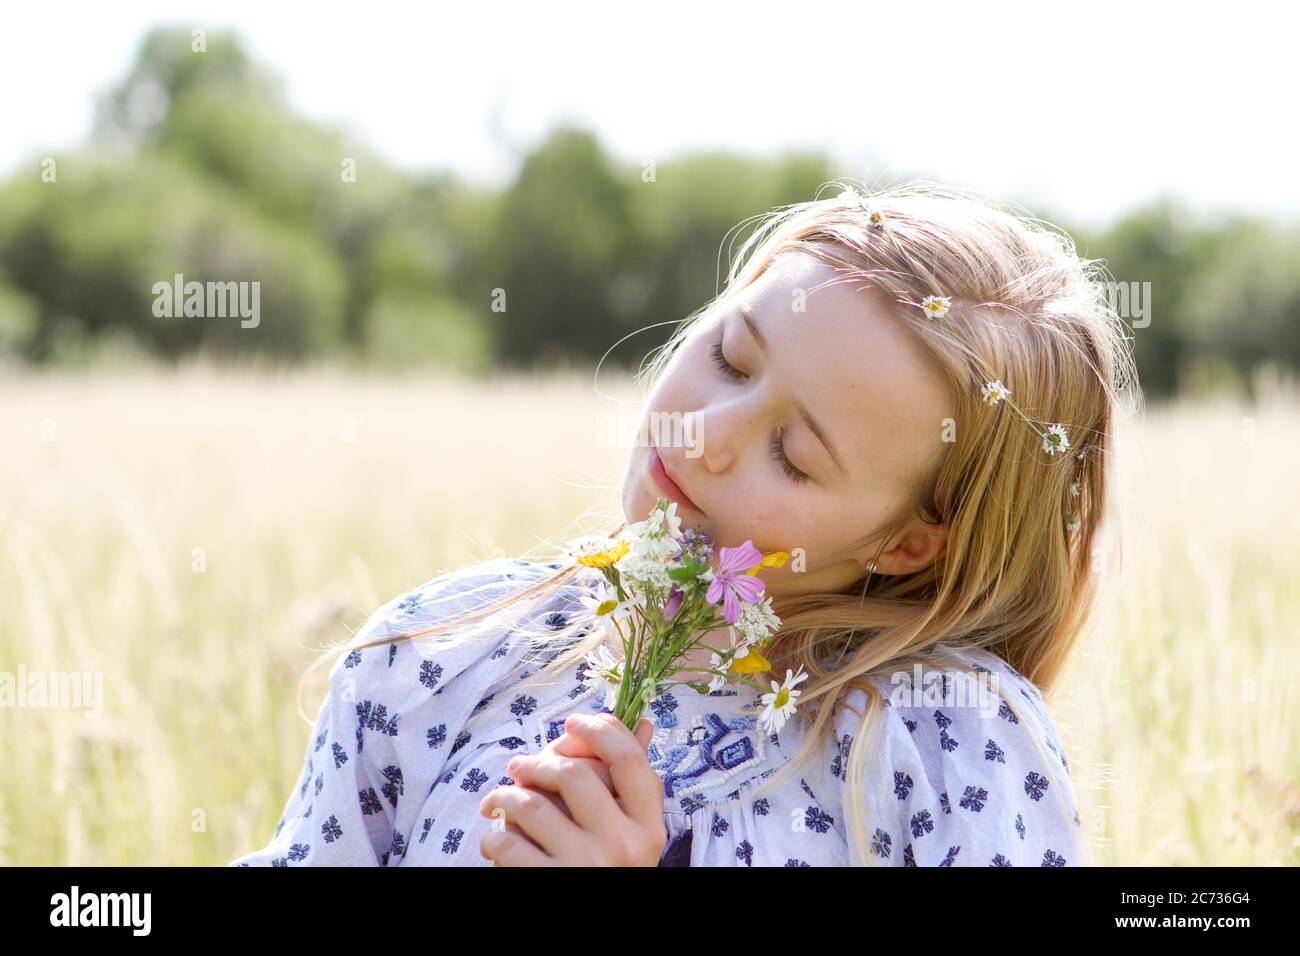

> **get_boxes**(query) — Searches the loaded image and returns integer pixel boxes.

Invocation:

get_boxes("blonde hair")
[308,178,1141,866]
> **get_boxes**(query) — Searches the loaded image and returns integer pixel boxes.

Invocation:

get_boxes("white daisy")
[920,294,952,319]
[759,666,810,734]
[1042,423,1071,456]
[980,379,1011,405]
[577,579,643,630]
[838,186,885,227]
[583,642,624,689]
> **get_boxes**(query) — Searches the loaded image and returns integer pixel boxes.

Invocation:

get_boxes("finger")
[480,825,552,867]
[510,752,613,794]
[561,713,663,828]
[486,780,577,853]
[479,784,581,858]
[509,750,626,838]
[633,717,655,750]
[550,730,599,759]
[540,717,653,800]
[482,805,536,839]
[557,714,655,757]
[494,772,581,821]
[480,800,535,855]
[549,734,618,792]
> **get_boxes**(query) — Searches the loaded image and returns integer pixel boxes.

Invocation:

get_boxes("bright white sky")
[0,0,1293,230]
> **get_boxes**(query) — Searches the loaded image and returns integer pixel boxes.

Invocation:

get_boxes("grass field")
[0,360,1295,865]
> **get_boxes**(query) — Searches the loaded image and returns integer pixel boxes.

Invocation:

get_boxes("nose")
[691,395,765,474]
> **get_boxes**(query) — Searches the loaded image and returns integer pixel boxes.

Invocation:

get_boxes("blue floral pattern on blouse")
[230,558,1085,867]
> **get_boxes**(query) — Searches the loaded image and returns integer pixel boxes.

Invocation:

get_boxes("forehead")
[737,251,953,489]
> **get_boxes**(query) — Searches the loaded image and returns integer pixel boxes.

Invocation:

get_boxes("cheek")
[717,481,808,544]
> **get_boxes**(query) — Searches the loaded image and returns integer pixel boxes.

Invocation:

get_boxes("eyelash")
[709,334,810,485]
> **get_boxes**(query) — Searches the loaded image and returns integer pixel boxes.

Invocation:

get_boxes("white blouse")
[230,558,1086,867]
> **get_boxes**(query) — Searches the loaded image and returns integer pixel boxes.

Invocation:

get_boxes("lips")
[649,445,705,515]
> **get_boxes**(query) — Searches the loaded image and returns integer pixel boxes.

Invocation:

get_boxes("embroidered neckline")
[517,670,778,814]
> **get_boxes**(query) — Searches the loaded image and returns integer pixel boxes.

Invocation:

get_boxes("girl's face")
[621,249,953,599]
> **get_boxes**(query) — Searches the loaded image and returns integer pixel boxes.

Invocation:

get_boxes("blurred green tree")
[0,23,1293,399]
[1085,198,1205,398]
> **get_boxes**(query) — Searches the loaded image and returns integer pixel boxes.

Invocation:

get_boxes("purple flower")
[662,587,684,622]
[673,528,715,563]
[706,541,766,623]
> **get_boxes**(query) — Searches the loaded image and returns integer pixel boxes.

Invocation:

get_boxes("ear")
[870,521,948,575]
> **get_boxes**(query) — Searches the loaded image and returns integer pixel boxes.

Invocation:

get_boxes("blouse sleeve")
[834,660,1085,867]
[229,558,555,866]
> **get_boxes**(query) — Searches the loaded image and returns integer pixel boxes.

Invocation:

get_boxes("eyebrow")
[738,301,848,478]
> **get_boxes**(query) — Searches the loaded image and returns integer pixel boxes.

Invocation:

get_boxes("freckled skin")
[621,249,953,673]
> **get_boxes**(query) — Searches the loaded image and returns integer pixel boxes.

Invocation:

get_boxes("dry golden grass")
[1057,392,1300,865]
[0,359,1295,865]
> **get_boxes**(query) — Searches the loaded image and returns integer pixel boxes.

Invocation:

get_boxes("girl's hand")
[478,712,667,866]
[484,723,617,829]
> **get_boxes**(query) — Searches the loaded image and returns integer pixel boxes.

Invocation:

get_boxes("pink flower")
[706,541,767,623]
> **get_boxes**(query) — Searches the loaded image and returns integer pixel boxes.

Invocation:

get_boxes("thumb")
[634,717,655,750]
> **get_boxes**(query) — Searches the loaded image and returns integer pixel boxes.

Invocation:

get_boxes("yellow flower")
[575,538,629,569]
[729,646,772,674]
[744,550,789,575]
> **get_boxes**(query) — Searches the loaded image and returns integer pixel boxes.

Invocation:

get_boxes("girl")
[231,180,1139,867]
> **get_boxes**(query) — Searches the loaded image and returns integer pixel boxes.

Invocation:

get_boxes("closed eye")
[710,330,810,484]
[709,337,746,382]
[770,429,810,484]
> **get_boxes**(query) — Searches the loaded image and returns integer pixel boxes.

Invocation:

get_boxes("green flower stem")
[601,575,774,734]
[996,392,1048,442]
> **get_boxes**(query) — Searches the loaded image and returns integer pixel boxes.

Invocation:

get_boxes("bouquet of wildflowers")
[567,497,808,736]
